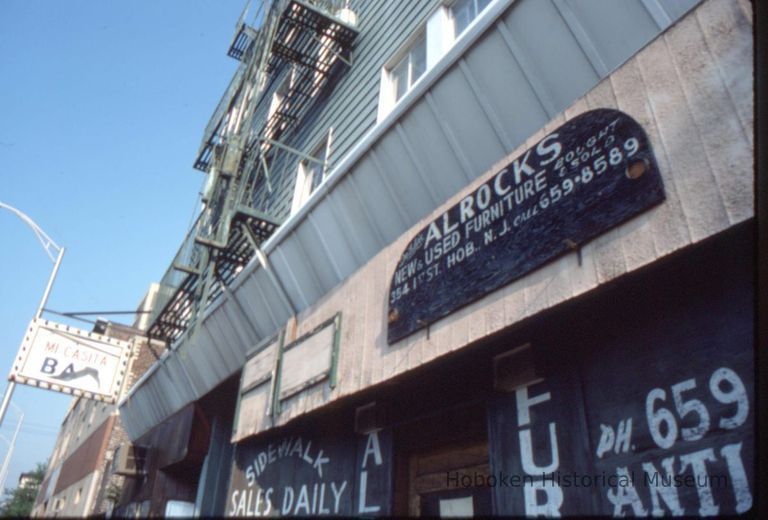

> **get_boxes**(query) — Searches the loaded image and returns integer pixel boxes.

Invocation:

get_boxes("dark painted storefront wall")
[227,420,392,517]
[488,224,754,516]
[117,403,210,516]
[222,224,752,517]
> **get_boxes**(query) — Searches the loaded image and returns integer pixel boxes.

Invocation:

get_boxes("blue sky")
[0,0,245,494]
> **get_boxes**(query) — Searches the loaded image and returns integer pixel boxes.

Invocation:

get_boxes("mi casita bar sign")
[388,109,665,343]
[10,318,131,403]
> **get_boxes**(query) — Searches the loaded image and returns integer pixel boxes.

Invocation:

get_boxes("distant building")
[30,289,162,518]
[115,0,754,516]
[18,472,39,490]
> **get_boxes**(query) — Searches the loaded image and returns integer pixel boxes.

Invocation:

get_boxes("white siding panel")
[352,154,409,243]
[502,0,600,113]
[269,243,314,310]
[294,215,340,293]
[307,202,358,281]
[397,101,470,202]
[462,29,550,149]
[429,66,508,180]
[564,0,661,72]
[374,133,436,224]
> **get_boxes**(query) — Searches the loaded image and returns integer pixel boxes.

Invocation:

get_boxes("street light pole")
[0,202,64,430]
[0,404,24,492]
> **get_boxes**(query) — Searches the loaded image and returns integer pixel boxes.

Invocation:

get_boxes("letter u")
[519,423,559,474]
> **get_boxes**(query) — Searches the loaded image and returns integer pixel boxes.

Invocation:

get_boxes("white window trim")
[377,0,497,122]
[377,22,433,122]
[291,130,333,215]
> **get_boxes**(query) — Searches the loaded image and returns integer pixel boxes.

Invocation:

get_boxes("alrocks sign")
[388,109,665,343]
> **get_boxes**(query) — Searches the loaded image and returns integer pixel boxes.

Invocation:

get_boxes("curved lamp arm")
[0,201,61,263]
[0,201,64,429]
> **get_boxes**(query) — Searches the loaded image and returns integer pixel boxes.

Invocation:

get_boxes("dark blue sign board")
[387,109,665,344]
[226,427,392,517]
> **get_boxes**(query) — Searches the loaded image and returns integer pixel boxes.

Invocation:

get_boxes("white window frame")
[449,0,493,38]
[378,28,429,121]
[291,130,333,215]
[267,69,294,125]
[377,0,499,122]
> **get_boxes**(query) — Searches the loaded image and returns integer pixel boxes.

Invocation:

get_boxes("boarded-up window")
[278,314,341,402]
[232,334,281,442]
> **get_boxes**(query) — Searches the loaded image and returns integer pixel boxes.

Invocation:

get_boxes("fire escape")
[147,0,358,344]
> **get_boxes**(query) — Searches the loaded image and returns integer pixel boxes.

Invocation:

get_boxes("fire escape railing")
[147,0,358,346]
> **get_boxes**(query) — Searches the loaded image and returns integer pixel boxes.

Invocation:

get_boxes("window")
[291,132,331,214]
[450,0,492,36]
[390,33,427,104]
[263,67,296,150]
[378,0,496,120]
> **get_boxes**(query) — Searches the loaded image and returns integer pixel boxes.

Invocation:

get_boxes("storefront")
[225,222,753,516]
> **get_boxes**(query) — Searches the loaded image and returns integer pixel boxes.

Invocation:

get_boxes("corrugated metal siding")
[119,0,723,440]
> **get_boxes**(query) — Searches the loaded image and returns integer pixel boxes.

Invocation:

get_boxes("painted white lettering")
[236,490,247,516]
[516,385,551,427]
[442,212,458,235]
[494,168,511,196]
[230,490,240,516]
[282,486,295,515]
[523,480,563,517]
[643,457,684,516]
[477,184,491,210]
[362,431,383,469]
[294,485,310,515]
[245,489,254,516]
[313,449,329,478]
[536,134,562,166]
[290,438,303,458]
[331,481,348,514]
[425,221,442,248]
[278,437,292,457]
[512,150,535,184]
[519,423,559,474]
[264,488,273,516]
[358,471,381,514]
[614,418,632,454]
[607,467,648,517]
[311,483,319,514]
[720,443,752,514]
[302,441,314,464]
[596,425,615,459]
[679,448,719,516]
[459,195,475,223]
[257,451,268,474]
[318,483,330,514]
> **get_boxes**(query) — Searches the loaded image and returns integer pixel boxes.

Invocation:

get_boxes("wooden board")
[388,109,665,343]
[241,338,279,393]
[279,318,337,400]
[227,427,392,516]
[487,230,754,516]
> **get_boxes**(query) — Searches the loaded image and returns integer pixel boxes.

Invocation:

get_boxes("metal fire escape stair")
[147,0,357,346]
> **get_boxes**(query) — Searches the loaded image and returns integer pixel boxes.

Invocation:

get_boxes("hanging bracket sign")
[387,109,665,344]
[9,318,132,403]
